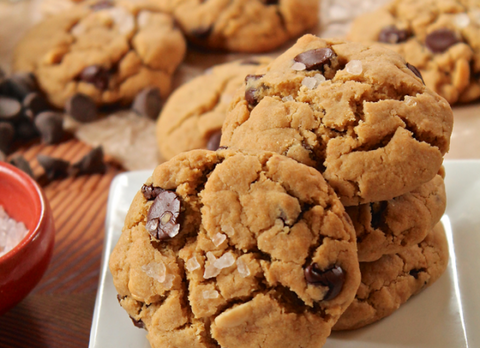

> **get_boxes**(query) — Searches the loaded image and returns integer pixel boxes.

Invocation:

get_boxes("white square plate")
[89,160,480,348]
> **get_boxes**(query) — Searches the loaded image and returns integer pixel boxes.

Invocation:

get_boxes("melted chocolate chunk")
[406,63,425,85]
[294,48,334,71]
[425,29,460,53]
[146,191,181,240]
[141,184,165,200]
[370,201,388,230]
[378,26,409,44]
[79,65,110,90]
[304,263,345,301]
[206,130,222,151]
[409,268,426,279]
[129,316,145,329]
[244,74,264,107]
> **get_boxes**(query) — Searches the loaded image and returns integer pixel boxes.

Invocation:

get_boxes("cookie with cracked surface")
[333,222,449,331]
[221,34,453,206]
[13,0,186,108]
[348,173,446,262]
[156,57,273,160]
[109,148,361,348]
[348,0,480,104]
[169,0,319,53]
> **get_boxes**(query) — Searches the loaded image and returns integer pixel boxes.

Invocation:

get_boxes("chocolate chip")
[0,97,22,120]
[65,93,98,123]
[146,190,181,240]
[240,59,261,65]
[304,263,345,301]
[79,65,110,90]
[370,201,388,230]
[141,184,165,200]
[294,48,335,71]
[23,92,50,119]
[406,63,425,85]
[116,294,122,303]
[0,122,14,152]
[378,26,409,44]
[191,26,212,39]
[34,112,64,144]
[9,155,34,178]
[37,155,70,180]
[206,130,222,151]
[129,316,145,329]
[71,146,106,176]
[90,0,114,10]
[409,268,426,279]
[245,74,263,83]
[15,115,39,140]
[264,0,279,4]
[132,87,162,119]
[425,29,459,53]
[244,74,264,107]
[0,73,37,100]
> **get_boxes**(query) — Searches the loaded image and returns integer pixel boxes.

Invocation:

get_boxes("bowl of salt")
[0,161,55,315]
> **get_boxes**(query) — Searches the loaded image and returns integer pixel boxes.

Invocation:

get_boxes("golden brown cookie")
[221,34,453,206]
[156,57,273,160]
[333,222,449,331]
[109,148,361,348]
[13,0,186,108]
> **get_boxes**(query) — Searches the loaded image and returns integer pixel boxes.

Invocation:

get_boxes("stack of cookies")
[110,34,453,348]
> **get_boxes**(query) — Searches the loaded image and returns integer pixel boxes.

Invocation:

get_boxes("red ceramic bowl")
[0,161,55,315]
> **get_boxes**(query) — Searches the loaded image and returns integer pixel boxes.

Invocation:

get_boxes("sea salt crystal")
[162,274,174,289]
[221,225,235,236]
[211,232,226,247]
[106,7,135,35]
[0,206,29,258]
[203,289,219,299]
[301,77,318,90]
[282,95,294,102]
[204,252,221,279]
[186,257,200,272]
[455,13,470,28]
[71,23,86,37]
[236,258,250,278]
[142,261,166,283]
[314,74,326,84]
[405,96,417,107]
[291,62,306,71]
[137,10,151,29]
[213,252,235,269]
[346,60,363,75]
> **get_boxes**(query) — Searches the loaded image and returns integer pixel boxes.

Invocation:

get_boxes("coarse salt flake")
[314,74,326,84]
[291,62,306,71]
[213,252,235,269]
[301,76,318,90]
[404,96,417,107]
[211,232,226,247]
[137,10,151,29]
[162,274,174,289]
[236,258,250,278]
[142,261,166,283]
[0,206,29,258]
[204,252,221,279]
[203,289,219,299]
[455,13,470,28]
[186,256,200,272]
[346,60,363,75]
[282,95,294,102]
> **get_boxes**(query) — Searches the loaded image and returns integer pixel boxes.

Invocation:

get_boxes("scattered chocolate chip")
[9,155,34,178]
[425,28,459,53]
[409,268,426,279]
[90,0,114,10]
[79,65,110,90]
[245,74,263,83]
[146,191,181,240]
[142,184,165,200]
[71,146,106,176]
[294,48,335,71]
[0,73,37,100]
[37,154,70,180]
[132,87,162,119]
[378,26,409,44]
[206,130,222,151]
[65,93,98,123]
[34,112,64,144]
[191,26,213,39]
[23,92,50,119]
[15,115,39,140]
[129,316,145,329]
[304,263,345,301]
[0,122,14,153]
[370,201,388,230]
[406,63,425,84]
[0,97,22,120]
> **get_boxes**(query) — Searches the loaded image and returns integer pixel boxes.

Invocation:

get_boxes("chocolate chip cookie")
[348,173,446,262]
[156,57,272,160]
[221,35,453,206]
[169,0,319,53]
[13,0,186,108]
[109,148,361,348]
[348,0,480,104]
[333,222,449,331]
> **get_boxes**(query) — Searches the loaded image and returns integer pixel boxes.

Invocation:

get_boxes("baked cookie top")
[348,173,446,262]
[156,57,272,160]
[348,0,480,104]
[334,222,449,331]
[221,35,453,206]
[109,148,360,348]
[169,0,319,53]
[13,0,186,108]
